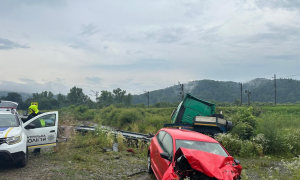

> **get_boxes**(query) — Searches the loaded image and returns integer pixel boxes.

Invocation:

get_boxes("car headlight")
[6,135,22,145]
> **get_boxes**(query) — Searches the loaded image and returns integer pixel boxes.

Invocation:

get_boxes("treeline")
[0,87,133,110]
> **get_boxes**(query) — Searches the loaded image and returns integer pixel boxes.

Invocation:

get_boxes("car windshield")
[0,114,19,127]
[176,140,228,157]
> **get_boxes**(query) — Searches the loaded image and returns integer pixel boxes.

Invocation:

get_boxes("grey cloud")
[55,78,65,83]
[87,59,171,72]
[69,45,80,49]
[19,78,36,83]
[85,77,102,84]
[197,24,224,43]
[0,38,30,50]
[253,0,300,10]
[233,24,300,44]
[264,54,298,61]
[110,79,144,90]
[103,46,109,49]
[68,40,97,52]
[0,80,69,95]
[78,24,100,36]
[145,27,189,44]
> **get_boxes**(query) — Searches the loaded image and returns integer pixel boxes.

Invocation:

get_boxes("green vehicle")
[164,93,232,135]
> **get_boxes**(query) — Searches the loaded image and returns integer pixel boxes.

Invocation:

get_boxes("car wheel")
[17,147,28,167]
[147,154,153,174]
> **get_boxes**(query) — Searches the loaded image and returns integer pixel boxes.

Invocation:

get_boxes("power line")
[281,74,300,78]
[178,82,184,101]
[245,90,251,106]
[272,74,276,105]
[240,83,243,106]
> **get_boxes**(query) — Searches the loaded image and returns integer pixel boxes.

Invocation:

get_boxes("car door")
[151,130,166,179]
[156,132,173,180]
[23,111,58,149]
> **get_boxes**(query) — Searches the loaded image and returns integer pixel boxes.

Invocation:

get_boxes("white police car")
[0,101,58,167]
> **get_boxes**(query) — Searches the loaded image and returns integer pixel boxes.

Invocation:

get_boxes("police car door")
[23,111,58,149]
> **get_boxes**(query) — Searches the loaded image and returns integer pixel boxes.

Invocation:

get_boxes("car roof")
[160,128,218,143]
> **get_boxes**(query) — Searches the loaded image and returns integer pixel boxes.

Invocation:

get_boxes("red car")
[147,128,242,180]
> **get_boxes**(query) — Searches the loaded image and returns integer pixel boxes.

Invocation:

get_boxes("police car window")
[0,114,18,127]
[31,114,56,129]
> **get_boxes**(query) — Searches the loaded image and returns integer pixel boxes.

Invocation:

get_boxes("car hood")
[162,147,242,180]
[0,127,22,138]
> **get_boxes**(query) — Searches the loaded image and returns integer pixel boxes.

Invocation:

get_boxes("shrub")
[215,133,241,156]
[229,107,257,140]
[118,109,142,126]
[216,133,263,157]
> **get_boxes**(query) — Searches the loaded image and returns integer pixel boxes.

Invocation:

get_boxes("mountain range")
[1,78,300,105]
[132,78,300,104]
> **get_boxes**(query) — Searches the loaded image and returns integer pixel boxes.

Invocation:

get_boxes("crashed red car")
[147,128,242,180]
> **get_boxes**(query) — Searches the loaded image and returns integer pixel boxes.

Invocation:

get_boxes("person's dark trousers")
[33,148,41,155]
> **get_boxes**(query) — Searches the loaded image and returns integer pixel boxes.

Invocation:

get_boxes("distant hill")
[0,91,31,101]
[2,78,300,105]
[0,91,59,101]
[132,78,300,104]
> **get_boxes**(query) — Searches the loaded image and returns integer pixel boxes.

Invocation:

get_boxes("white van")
[0,101,58,167]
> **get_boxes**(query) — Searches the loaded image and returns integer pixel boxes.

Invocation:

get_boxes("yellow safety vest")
[40,119,45,127]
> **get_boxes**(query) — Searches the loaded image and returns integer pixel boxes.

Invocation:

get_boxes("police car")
[0,101,58,167]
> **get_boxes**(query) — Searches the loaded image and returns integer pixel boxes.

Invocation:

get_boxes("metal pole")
[181,84,184,101]
[248,92,250,106]
[240,83,243,106]
[148,91,149,108]
[274,74,277,105]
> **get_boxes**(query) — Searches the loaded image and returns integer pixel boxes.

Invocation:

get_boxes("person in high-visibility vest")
[24,105,42,123]
[25,105,43,155]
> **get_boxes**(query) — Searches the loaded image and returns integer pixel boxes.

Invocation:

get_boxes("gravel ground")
[0,125,156,180]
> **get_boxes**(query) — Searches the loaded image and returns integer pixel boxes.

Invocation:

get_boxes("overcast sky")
[0,0,299,97]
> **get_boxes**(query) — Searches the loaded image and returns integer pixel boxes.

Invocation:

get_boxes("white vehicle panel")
[23,111,58,149]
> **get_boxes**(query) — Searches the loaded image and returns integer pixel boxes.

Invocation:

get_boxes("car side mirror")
[25,123,35,129]
[160,152,171,161]
[234,159,241,164]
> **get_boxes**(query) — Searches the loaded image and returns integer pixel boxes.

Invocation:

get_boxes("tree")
[0,92,25,109]
[67,86,89,105]
[124,93,132,107]
[5,92,23,103]
[97,90,114,107]
[113,88,126,104]
[57,93,67,103]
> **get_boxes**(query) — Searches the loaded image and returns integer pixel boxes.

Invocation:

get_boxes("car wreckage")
[148,128,242,180]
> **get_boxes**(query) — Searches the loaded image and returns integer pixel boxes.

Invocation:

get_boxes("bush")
[229,107,257,140]
[216,133,263,157]
[215,134,241,156]
[231,122,255,140]
[118,109,142,125]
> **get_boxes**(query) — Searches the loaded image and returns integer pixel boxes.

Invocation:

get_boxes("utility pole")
[90,90,99,102]
[240,83,243,106]
[245,90,251,106]
[178,82,184,101]
[144,90,149,108]
[273,74,277,105]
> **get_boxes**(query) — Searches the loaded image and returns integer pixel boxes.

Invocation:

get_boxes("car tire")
[147,154,153,174]
[17,147,28,167]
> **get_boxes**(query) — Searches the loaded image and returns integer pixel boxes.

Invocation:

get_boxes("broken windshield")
[176,140,228,157]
